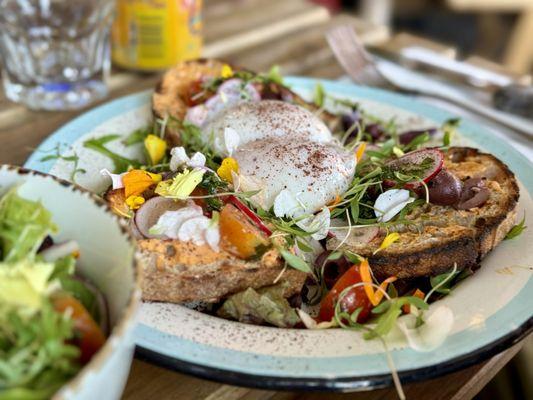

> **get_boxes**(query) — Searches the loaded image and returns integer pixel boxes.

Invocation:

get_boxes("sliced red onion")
[134,197,185,239]
[457,178,490,209]
[426,169,462,206]
[227,195,272,236]
[386,148,444,189]
[184,104,209,127]
[40,240,80,262]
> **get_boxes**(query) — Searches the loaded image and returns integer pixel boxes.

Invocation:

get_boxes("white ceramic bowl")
[0,165,141,400]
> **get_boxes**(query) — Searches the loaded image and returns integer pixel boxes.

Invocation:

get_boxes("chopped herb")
[39,143,86,182]
[83,135,142,173]
[505,215,526,240]
[122,126,151,146]
[313,82,325,108]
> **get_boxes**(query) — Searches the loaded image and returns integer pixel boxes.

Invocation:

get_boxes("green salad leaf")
[0,301,81,400]
[218,284,300,328]
[0,189,57,263]
[505,215,526,240]
[83,135,141,173]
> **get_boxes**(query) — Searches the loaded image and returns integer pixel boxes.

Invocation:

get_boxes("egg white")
[202,100,332,156]
[233,137,355,214]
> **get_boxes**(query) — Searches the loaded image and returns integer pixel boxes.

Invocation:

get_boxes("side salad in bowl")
[0,165,140,400]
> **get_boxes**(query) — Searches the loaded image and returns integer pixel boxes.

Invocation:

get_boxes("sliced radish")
[134,197,186,239]
[227,195,272,236]
[386,148,444,189]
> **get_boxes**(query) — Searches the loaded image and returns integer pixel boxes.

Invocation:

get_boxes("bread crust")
[137,239,307,303]
[329,147,519,279]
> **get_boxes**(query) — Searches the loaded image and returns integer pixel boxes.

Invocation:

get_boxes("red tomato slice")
[53,294,106,364]
[318,263,372,323]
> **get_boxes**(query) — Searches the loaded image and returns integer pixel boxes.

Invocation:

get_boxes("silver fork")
[325,25,532,138]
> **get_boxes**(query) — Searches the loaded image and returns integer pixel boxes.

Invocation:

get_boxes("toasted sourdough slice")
[327,147,519,279]
[152,58,340,146]
[137,239,307,303]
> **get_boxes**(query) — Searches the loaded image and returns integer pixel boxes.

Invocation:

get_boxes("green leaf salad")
[0,188,107,399]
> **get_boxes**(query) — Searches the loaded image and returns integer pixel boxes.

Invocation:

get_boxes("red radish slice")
[386,148,444,189]
[134,197,185,239]
[347,226,380,245]
[227,195,272,236]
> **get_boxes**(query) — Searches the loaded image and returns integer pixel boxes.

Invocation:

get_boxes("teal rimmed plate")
[25,77,533,391]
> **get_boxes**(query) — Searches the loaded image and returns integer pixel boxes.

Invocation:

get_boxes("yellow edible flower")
[123,169,162,198]
[355,142,367,162]
[221,64,233,79]
[155,168,205,199]
[144,134,167,165]
[373,232,400,255]
[126,195,145,210]
[217,157,239,183]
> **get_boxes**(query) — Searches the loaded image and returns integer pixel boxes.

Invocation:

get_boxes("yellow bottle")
[112,0,203,71]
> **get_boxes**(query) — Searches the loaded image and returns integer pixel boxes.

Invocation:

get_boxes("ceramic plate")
[25,78,533,391]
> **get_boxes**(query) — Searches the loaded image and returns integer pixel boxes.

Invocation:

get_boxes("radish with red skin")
[227,195,272,236]
[386,148,444,189]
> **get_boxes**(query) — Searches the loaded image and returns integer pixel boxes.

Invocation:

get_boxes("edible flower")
[273,189,303,218]
[217,157,239,183]
[221,64,234,78]
[374,189,415,222]
[144,134,167,165]
[374,232,400,255]
[123,169,162,198]
[100,168,125,189]
[295,207,331,240]
[149,202,220,251]
[125,195,145,210]
[359,258,397,306]
[155,168,205,199]
[355,142,367,162]
[170,146,206,171]
[214,127,241,156]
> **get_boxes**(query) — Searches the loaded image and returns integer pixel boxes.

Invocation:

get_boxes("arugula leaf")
[505,215,526,240]
[364,301,403,339]
[0,188,57,262]
[83,135,141,173]
[429,270,461,295]
[279,249,313,274]
[38,143,86,182]
[122,126,151,146]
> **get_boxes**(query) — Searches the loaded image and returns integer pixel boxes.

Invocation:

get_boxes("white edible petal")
[189,152,206,168]
[273,189,303,218]
[169,147,190,171]
[204,224,221,252]
[100,168,125,190]
[397,306,454,352]
[296,207,331,240]
[184,104,209,127]
[148,204,204,238]
[294,237,324,264]
[223,127,240,156]
[178,217,210,245]
[374,189,415,222]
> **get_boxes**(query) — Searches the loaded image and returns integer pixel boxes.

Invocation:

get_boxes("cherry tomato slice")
[53,294,106,364]
[318,263,372,323]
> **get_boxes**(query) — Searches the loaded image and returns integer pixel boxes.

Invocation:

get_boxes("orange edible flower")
[123,169,162,198]
[359,258,397,306]
[355,142,367,162]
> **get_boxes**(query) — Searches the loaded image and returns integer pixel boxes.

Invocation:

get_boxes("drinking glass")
[0,0,115,110]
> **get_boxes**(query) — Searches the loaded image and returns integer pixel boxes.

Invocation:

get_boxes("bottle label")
[112,0,203,70]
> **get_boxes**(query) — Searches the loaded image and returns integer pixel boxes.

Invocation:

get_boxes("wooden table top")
[0,1,527,399]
